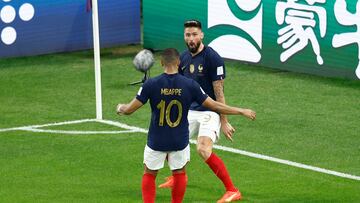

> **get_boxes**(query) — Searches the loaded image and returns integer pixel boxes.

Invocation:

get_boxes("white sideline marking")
[190,140,360,181]
[102,121,360,181]
[0,119,95,132]
[0,119,359,181]
[20,128,136,135]
[0,119,143,134]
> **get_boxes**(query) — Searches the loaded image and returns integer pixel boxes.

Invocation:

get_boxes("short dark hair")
[161,48,180,65]
[184,19,202,29]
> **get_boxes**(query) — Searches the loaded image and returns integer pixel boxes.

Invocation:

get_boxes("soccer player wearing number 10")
[116,48,256,203]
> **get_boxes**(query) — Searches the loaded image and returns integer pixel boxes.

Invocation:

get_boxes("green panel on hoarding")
[143,0,207,51]
[143,0,359,79]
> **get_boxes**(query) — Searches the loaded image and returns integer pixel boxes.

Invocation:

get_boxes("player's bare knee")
[196,144,212,160]
[196,136,213,160]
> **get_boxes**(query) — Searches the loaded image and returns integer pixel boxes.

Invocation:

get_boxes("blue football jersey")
[136,73,208,151]
[179,46,225,111]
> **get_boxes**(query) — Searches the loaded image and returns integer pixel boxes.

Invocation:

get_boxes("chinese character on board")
[332,0,360,79]
[276,0,327,65]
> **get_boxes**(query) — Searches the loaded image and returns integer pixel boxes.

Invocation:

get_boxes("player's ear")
[160,59,164,67]
[200,31,204,40]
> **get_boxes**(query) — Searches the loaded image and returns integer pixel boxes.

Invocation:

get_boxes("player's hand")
[221,122,235,142]
[242,109,256,120]
[116,103,124,115]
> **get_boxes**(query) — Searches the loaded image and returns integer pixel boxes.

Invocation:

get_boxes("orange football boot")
[158,175,188,189]
[158,176,174,188]
[217,190,242,203]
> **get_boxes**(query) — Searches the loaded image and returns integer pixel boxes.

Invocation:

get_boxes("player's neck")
[191,43,205,56]
[164,66,178,75]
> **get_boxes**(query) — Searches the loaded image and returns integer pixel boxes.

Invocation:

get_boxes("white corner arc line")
[98,119,148,133]
[26,119,97,128]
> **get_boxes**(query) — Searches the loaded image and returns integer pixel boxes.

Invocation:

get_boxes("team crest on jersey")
[190,64,195,73]
[198,64,203,73]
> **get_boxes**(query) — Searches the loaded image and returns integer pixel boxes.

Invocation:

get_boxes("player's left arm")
[213,79,236,141]
[116,98,143,115]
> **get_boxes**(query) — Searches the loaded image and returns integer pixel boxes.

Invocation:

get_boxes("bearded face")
[186,40,201,53]
[184,27,203,54]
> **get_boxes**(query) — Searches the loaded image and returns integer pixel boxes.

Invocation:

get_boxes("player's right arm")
[201,97,256,120]
[117,79,150,116]
[116,98,143,115]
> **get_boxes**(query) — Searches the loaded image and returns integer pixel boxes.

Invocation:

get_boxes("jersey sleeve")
[191,80,208,105]
[207,49,226,81]
[135,80,151,104]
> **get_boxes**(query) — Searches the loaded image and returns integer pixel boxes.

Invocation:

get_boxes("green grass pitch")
[0,45,359,202]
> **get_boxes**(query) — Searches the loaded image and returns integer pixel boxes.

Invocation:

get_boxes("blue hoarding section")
[0,0,140,58]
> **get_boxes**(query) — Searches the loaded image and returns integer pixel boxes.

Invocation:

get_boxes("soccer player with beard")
[117,48,256,203]
[158,20,244,203]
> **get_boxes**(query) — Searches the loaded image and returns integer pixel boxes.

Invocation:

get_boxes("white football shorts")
[188,110,221,143]
[143,144,190,171]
